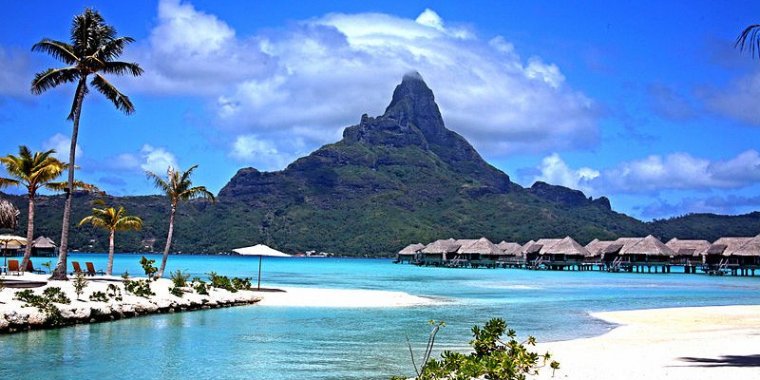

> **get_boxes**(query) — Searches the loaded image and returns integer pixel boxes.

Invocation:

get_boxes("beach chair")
[85,262,105,276]
[24,260,46,274]
[71,261,85,276]
[7,259,21,276]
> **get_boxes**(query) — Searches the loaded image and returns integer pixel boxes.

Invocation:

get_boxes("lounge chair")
[25,260,46,274]
[7,259,21,276]
[85,262,105,276]
[71,261,85,276]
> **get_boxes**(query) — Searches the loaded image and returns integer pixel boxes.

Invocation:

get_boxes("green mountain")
[2,73,757,255]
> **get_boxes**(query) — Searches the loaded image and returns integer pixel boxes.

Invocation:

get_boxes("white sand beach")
[252,286,438,307]
[533,305,760,380]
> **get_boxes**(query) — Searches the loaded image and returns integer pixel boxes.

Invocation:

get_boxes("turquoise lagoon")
[3,253,760,379]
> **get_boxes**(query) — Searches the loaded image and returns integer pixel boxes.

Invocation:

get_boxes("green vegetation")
[123,279,154,298]
[145,165,215,278]
[169,270,191,297]
[139,256,158,280]
[15,287,71,325]
[191,277,209,295]
[394,318,558,380]
[72,272,88,300]
[78,202,142,275]
[106,283,123,301]
[31,8,143,280]
[207,272,251,293]
[89,291,109,302]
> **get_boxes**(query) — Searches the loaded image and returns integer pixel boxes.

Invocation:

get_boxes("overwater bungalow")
[396,243,425,264]
[601,237,643,270]
[523,238,562,268]
[457,237,502,268]
[618,235,675,273]
[665,238,710,272]
[540,236,591,270]
[420,238,461,266]
[584,239,617,265]
[705,237,760,275]
[496,241,523,267]
[31,236,57,257]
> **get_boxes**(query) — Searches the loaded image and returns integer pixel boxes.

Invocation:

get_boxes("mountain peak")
[384,71,440,125]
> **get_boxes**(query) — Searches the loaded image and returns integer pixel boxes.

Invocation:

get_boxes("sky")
[1,0,760,220]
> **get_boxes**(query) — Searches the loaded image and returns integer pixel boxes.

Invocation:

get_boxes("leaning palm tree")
[736,24,760,59]
[31,8,143,280]
[146,165,215,278]
[0,146,96,271]
[78,204,142,276]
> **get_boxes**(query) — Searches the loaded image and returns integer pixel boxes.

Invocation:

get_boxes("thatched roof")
[721,236,760,257]
[458,237,502,255]
[524,238,561,255]
[585,239,617,257]
[0,199,19,230]
[543,236,591,256]
[421,238,461,254]
[32,236,56,249]
[398,243,425,255]
[665,238,711,257]
[497,241,522,255]
[708,237,754,256]
[620,235,674,256]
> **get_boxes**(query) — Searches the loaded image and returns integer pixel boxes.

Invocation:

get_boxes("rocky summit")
[5,74,758,255]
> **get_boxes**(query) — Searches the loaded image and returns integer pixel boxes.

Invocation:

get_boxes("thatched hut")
[0,199,19,230]
[707,237,760,269]
[396,243,425,264]
[619,235,675,272]
[601,237,642,267]
[540,236,590,268]
[420,238,461,266]
[496,241,523,266]
[31,236,57,257]
[665,238,710,265]
[457,237,502,267]
[524,238,562,266]
[584,239,617,263]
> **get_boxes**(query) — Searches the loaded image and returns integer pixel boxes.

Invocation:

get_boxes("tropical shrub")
[191,277,208,295]
[89,291,109,302]
[106,283,123,301]
[42,287,71,304]
[14,288,69,325]
[124,279,154,298]
[139,256,157,280]
[394,318,559,380]
[72,272,88,300]
[170,270,190,287]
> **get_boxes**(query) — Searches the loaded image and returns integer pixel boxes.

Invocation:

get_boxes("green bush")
[191,277,208,295]
[42,287,71,304]
[139,256,157,280]
[106,284,123,301]
[395,318,559,380]
[124,279,154,298]
[14,288,67,325]
[89,291,109,302]
[169,286,184,297]
[72,272,88,300]
[231,277,252,290]
[207,272,252,292]
[169,270,190,288]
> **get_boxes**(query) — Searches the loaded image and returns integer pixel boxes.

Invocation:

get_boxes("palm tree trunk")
[20,194,35,271]
[51,78,86,280]
[157,205,176,278]
[107,229,115,276]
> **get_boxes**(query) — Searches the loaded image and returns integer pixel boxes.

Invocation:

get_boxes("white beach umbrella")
[0,234,27,267]
[232,244,291,290]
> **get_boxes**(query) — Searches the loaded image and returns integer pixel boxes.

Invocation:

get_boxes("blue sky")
[1,0,760,220]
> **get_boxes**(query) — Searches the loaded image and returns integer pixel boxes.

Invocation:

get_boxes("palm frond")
[31,39,78,65]
[101,61,144,77]
[96,36,136,61]
[31,67,80,95]
[91,74,135,114]
[0,178,21,188]
[736,24,760,59]
[181,186,217,203]
[145,169,173,195]
[115,215,143,231]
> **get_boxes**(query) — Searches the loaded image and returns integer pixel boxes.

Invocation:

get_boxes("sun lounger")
[71,261,85,276]
[24,260,46,274]
[7,259,22,276]
[85,262,105,276]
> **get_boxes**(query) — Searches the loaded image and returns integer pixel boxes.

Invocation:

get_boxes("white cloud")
[42,133,82,161]
[130,1,598,166]
[140,145,179,174]
[703,69,760,126]
[229,134,295,171]
[532,150,760,196]
[638,194,760,219]
[533,153,599,194]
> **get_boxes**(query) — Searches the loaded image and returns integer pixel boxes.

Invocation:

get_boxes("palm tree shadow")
[679,355,760,367]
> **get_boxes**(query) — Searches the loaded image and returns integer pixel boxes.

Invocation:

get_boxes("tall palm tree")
[146,165,215,278]
[736,24,760,59]
[31,8,143,280]
[0,146,75,271]
[78,204,142,276]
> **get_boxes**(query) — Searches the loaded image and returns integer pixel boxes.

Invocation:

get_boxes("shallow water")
[3,254,760,379]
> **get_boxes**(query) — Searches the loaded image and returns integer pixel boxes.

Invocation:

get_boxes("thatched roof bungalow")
[619,235,675,263]
[396,243,425,263]
[585,239,617,261]
[523,238,562,263]
[420,238,461,264]
[541,236,591,264]
[665,238,710,265]
[707,237,760,266]
[497,241,522,256]
[458,237,502,267]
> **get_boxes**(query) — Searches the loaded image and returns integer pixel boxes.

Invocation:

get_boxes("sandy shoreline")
[532,305,760,380]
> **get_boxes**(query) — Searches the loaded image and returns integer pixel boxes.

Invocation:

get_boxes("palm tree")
[146,165,215,278]
[0,199,20,230]
[0,146,69,271]
[31,8,143,280]
[78,204,142,276]
[736,24,760,59]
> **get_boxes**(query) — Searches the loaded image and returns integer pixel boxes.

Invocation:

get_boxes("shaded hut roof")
[542,236,591,257]
[585,239,617,257]
[421,238,461,254]
[665,238,711,257]
[526,238,561,255]
[497,241,522,255]
[620,235,674,256]
[724,236,760,257]
[32,236,57,249]
[398,243,425,255]
[458,237,502,255]
[0,199,19,230]
[708,237,754,256]
[609,237,644,254]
